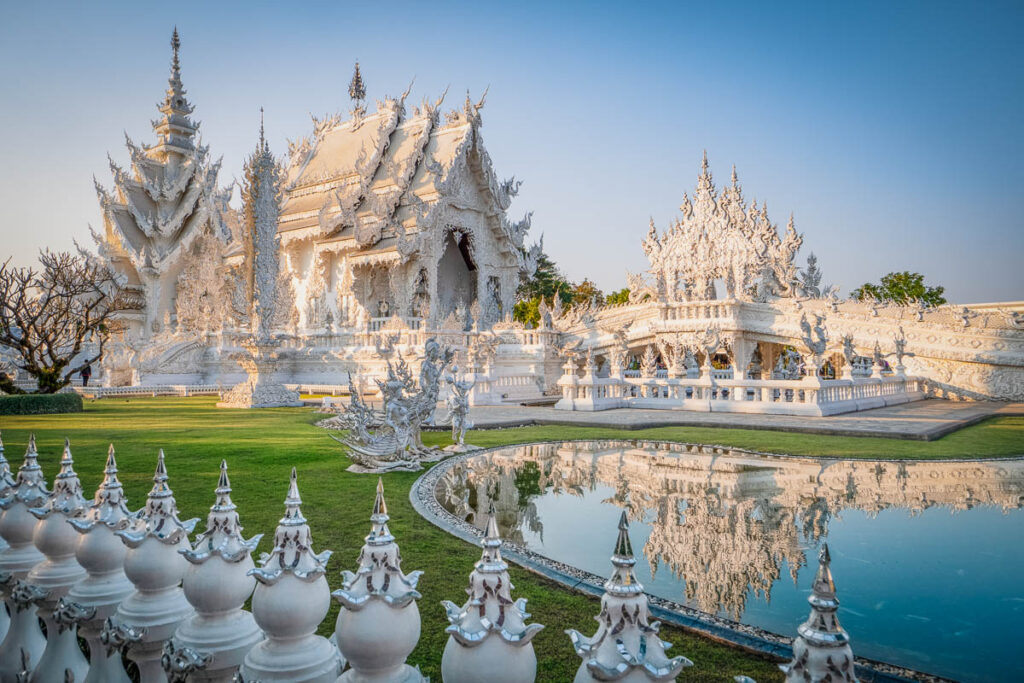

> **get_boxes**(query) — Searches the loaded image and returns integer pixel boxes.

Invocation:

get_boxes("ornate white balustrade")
[0,435,873,682]
[556,363,924,416]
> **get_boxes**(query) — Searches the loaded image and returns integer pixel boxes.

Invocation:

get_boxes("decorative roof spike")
[70,444,132,532]
[780,543,858,681]
[349,60,366,103]
[731,164,739,186]
[181,460,262,564]
[31,437,87,519]
[566,512,692,682]
[249,467,332,585]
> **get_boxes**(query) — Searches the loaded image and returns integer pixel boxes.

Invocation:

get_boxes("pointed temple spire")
[349,60,366,111]
[242,113,283,341]
[152,26,198,157]
[567,511,692,682]
[780,544,858,682]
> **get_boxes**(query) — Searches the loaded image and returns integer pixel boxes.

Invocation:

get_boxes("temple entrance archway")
[436,231,477,318]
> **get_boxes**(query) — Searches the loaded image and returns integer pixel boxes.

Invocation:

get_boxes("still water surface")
[435,441,1024,683]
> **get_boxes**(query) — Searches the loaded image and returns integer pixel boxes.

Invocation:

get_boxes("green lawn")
[1,398,1021,680]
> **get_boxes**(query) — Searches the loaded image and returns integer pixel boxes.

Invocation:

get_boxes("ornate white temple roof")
[278,86,524,258]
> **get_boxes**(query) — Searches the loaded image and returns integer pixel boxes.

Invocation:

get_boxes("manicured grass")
[1,398,1020,680]
[453,416,1024,460]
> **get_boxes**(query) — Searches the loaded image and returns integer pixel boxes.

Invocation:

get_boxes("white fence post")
[113,451,198,683]
[165,461,262,683]
[0,435,50,680]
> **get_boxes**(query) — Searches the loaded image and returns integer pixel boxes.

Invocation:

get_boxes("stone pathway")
[450,399,1024,441]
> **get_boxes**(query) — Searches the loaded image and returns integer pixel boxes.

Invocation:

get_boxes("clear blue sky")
[1,0,1021,303]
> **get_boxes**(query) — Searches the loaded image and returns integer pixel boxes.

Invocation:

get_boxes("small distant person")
[80,363,92,387]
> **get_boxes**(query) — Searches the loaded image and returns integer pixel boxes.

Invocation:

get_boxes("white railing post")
[166,461,262,683]
[113,450,198,683]
[240,468,341,682]
[332,479,425,683]
[26,438,90,682]
[0,436,49,680]
[65,445,135,683]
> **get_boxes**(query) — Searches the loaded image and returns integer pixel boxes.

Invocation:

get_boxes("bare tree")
[0,250,124,393]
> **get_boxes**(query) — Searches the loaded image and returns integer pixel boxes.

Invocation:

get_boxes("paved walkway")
[450,399,1024,441]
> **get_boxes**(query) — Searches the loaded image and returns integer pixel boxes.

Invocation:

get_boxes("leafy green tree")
[570,279,603,307]
[852,271,946,307]
[606,288,630,305]
[514,252,575,326]
[517,253,572,304]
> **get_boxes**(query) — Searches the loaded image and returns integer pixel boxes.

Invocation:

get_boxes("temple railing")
[556,372,925,416]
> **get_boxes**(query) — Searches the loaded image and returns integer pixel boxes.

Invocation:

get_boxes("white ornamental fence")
[556,364,925,417]
[0,435,865,683]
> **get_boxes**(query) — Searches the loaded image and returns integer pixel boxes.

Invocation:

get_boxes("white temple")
[87,30,1023,410]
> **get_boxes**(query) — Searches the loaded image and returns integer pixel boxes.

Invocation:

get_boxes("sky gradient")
[1,0,1021,303]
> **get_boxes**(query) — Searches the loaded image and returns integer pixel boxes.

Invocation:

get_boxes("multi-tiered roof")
[93,29,231,283]
[279,70,535,271]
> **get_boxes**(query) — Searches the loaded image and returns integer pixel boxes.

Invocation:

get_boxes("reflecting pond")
[435,441,1024,683]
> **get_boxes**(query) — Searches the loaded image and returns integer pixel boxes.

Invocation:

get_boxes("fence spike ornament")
[566,512,693,682]
[25,438,90,682]
[0,436,51,679]
[332,477,426,682]
[66,444,136,683]
[169,459,263,682]
[441,503,543,683]
[113,450,198,682]
[241,467,341,682]
[779,544,858,682]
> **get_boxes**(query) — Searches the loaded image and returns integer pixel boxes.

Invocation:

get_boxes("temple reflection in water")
[436,440,1024,620]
